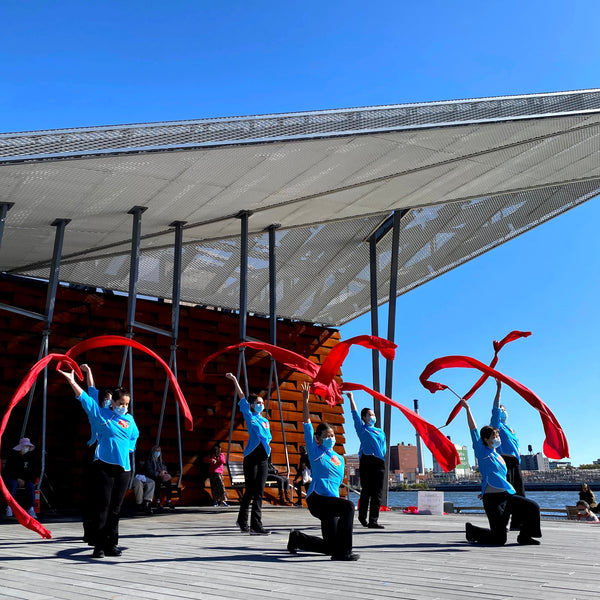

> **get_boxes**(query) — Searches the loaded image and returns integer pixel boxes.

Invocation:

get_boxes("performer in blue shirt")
[287,383,359,561]
[226,372,272,535]
[460,398,541,545]
[59,367,139,558]
[348,391,386,529]
[490,380,525,497]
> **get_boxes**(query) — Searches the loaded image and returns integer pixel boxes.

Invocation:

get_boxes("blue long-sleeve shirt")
[351,409,386,460]
[304,422,344,498]
[470,428,515,496]
[77,390,139,470]
[490,406,521,463]
[86,386,100,446]
[239,397,272,457]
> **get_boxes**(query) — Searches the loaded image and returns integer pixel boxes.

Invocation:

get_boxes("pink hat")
[13,437,35,452]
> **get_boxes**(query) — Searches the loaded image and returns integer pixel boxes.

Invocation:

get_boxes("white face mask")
[253,403,264,414]
[491,438,501,449]
[114,405,128,416]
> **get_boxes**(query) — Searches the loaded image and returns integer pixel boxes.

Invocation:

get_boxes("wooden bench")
[226,461,279,501]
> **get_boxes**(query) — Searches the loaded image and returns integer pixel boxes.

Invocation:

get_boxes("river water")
[349,489,580,511]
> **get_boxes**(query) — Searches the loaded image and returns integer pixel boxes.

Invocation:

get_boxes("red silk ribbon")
[419,354,569,459]
[200,335,459,472]
[444,330,531,426]
[0,353,82,539]
[61,335,193,431]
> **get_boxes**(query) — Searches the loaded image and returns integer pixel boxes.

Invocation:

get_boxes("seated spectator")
[204,444,229,507]
[576,500,599,522]
[131,457,155,513]
[145,445,175,510]
[292,445,311,506]
[579,483,598,512]
[266,460,291,504]
[3,438,38,518]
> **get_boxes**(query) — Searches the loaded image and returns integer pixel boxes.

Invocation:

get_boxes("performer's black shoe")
[331,552,360,561]
[104,545,122,556]
[465,522,477,542]
[236,520,250,533]
[250,526,270,535]
[517,535,540,545]
[367,522,384,529]
[287,529,298,554]
[92,547,105,558]
[358,518,368,528]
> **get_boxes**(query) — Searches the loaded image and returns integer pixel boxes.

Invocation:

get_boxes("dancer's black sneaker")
[367,522,384,529]
[331,552,360,561]
[287,529,298,554]
[236,520,250,533]
[104,545,122,557]
[250,526,270,535]
[517,535,540,545]
[92,547,105,558]
[358,518,368,528]
[465,522,477,542]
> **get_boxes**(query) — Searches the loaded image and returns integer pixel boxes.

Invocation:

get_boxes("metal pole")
[382,210,402,506]
[38,218,70,492]
[267,225,289,480]
[413,399,424,475]
[0,202,14,251]
[120,206,147,407]
[155,221,185,446]
[369,236,381,423]
[227,212,252,467]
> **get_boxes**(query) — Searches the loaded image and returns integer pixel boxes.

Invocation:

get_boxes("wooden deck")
[1,507,599,599]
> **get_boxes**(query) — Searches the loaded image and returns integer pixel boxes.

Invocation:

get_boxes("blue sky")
[2,1,599,466]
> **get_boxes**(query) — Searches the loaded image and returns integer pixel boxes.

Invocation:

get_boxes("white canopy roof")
[1,89,599,326]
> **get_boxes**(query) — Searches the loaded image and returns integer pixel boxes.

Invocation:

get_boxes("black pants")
[294,481,309,503]
[293,492,355,557]
[238,445,268,530]
[502,454,525,497]
[89,460,130,549]
[149,476,173,503]
[359,454,385,525]
[469,491,542,545]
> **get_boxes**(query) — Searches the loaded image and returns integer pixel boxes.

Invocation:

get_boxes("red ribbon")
[200,335,460,472]
[419,354,569,459]
[444,330,531,426]
[1,335,193,539]
[61,335,193,431]
[0,353,82,539]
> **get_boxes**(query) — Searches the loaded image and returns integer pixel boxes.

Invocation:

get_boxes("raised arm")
[80,363,95,388]
[225,372,245,399]
[301,382,311,424]
[346,391,357,412]
[460,398,477,431]
[58,368,85,398]
[493,379,502,409]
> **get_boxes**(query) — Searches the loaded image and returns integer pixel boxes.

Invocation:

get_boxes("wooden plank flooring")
[1,507,599,600]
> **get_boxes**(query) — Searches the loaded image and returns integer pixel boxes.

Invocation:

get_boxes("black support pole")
[382,210,402,506]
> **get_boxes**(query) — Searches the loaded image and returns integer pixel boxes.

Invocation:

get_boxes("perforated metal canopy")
[1,89,599,326]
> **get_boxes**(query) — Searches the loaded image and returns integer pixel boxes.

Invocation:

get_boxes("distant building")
[549,460,572,470]
[389,442,418,481]
[520,452,550,471]
[432,444,470,477]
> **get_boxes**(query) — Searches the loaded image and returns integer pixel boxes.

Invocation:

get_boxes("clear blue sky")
[3,1,599,466]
